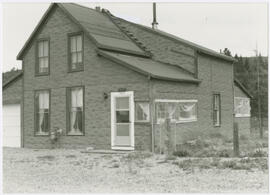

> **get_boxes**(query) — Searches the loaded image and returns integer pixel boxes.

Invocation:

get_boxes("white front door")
[111,91,134,150]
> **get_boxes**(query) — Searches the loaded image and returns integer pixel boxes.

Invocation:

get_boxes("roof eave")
[17,3,56,60]
[234,79,253,98]
[97,49,201,84]
[3,72,23,89]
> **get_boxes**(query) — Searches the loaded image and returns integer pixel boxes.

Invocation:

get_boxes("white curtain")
[72,88,83,108]
[38,92,49,134]
[179,102,196,120]
[235,98,250,117]
[137,103,149,121]
[167,102,177,119]
[70,88,83,134]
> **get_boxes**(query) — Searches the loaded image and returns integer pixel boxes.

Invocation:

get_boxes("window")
[69,33,83,71]
[135,102,150,122]
[36,39,49,75]
[213,94,221,126]
[234,97,251,117]
[155,100,197,124]
[67,87,84,135]
[35,90,50,135]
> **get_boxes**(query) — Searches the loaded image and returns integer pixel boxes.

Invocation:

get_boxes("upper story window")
[36,39,49,75]
[213,93,221,127]
[68,33,83,72]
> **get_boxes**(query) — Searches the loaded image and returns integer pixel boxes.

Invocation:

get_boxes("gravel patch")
[3,147,268,193]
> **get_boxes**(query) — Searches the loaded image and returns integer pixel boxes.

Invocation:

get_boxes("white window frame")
[234,97,251,118]
[155,99,198,124]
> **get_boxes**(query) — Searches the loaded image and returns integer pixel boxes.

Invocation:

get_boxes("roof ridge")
[107,13,236,62]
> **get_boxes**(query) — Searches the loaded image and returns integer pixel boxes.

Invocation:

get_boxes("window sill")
[135,121,151,125]
[35,73,49,77]
[35,132,49,136]
[67,132,84,136]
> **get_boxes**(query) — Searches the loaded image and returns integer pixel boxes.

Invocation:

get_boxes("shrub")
[176,159,193,170]
[222,160,237,169]
[173,150,190,157]
[217,149,230,157]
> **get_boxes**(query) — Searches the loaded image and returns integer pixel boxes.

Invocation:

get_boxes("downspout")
[148,75,155,152]
[232,61,235,137]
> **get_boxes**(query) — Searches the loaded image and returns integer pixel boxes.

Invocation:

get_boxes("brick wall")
[152,53,234,150]
[22,6,151,150]
[3,77,22,105]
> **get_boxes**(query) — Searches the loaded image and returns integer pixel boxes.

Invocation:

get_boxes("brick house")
[5,3,240,150]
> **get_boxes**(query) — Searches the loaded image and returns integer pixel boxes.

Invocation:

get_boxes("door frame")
[111,91,134,150]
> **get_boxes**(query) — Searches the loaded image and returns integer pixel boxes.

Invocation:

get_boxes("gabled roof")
[103,10,236,63]
[234,79,253,98]
[17,3,148,60]
[97,50,201,83]
[16,3,235,83]
[2,70,23,89]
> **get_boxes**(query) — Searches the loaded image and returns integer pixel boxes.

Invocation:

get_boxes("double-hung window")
[35,90,50,135]
[69,33,83,71]
[36,39,49,75]
[213,93,221,126]
[67,87,84,135]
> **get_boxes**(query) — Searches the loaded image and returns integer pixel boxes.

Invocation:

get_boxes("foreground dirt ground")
[3,147,268,193]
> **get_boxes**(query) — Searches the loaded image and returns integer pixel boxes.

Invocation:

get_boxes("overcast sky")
[2,2,268,72]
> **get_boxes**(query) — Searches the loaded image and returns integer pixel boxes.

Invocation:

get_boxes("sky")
[1,2,268,72]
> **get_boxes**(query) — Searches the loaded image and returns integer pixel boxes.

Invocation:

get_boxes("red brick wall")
[22,6,151,150]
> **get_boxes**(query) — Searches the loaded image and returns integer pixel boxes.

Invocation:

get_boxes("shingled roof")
[17,3,235,83]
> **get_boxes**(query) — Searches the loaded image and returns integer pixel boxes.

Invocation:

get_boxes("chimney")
[95,6,101,12]
[152,3,158,29]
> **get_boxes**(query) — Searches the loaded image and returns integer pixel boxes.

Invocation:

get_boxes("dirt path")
[3,148,268,193]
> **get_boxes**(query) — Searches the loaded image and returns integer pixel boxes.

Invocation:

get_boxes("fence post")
[233,122,239,157]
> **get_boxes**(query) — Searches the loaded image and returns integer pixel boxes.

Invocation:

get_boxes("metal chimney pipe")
[152,3,158,29]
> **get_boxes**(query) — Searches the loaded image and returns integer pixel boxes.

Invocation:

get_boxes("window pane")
[69,110,83,135]
[70,37,76,52]
[43,41,48,56]
[179,102,196,120]
[36,91,49,135]
[71,88,83,108]
[76,35,82,51]
[235,98,250,117]
[136,102,150,121]
[77,52,82,63]
[69,87,83,135]
[116,97,129,110]
[71,52,77,64]
[116,124,130,136]
[38,42,44,57]
[39,91,49,109]
[116,111,129,123]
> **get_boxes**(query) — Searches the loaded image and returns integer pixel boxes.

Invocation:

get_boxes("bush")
[173,150,190,157]
[222,160,237,169]
[217,149,230,157]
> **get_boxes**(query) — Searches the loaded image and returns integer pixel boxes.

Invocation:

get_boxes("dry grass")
[3,147,268,193]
